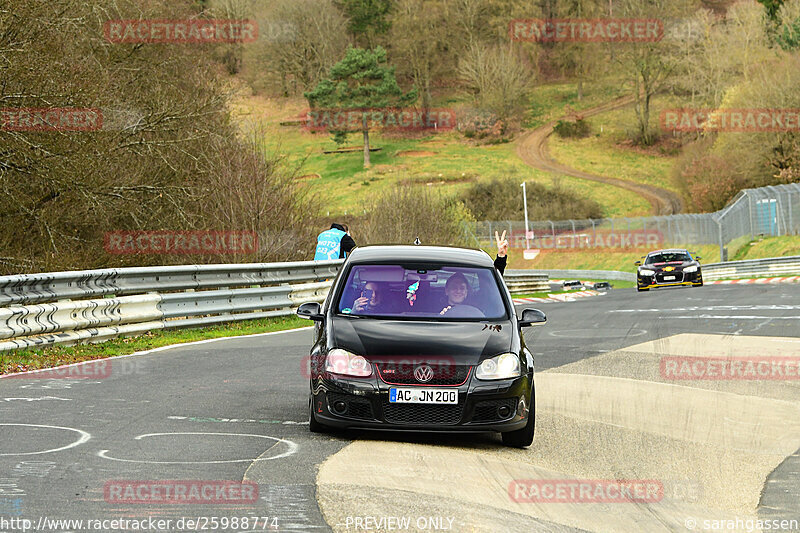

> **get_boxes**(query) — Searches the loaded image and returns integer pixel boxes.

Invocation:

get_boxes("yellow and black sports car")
[635,249,703,292]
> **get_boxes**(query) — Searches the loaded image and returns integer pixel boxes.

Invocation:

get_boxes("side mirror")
[634,261,641,266]
[519,308,546,327]
[695,256,702,261]
[297,302,323,321]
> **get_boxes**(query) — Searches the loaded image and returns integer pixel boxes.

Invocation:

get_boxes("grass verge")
[0,315,309,376]
[731,236,800,261]
[232,81,649,219]
[548,95,685,195]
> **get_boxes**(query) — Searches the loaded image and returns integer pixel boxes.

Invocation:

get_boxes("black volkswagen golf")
[296,245,546,447]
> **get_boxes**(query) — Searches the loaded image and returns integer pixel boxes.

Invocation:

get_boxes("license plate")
[389,388,458,404]
[663,276,676,281]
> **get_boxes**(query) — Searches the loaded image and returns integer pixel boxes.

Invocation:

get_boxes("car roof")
[346,245,495,267]
[647,249,690,255]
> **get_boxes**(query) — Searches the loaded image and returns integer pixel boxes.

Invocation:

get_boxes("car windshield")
[645,252,692,264]
[336,264,507,320]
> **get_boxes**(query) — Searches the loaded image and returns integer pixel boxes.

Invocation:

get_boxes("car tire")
[309,395,329,433]
[502,394,535,448]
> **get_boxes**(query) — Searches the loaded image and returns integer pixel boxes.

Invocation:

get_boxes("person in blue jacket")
[314,223,356,260]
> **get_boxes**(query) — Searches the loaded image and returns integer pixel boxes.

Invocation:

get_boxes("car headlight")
[639,269,655,276]
[325,349,372,377]
[683,266,698,273]
[476,353,521,380]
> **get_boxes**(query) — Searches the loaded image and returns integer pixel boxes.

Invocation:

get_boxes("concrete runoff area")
[316,334,800,532]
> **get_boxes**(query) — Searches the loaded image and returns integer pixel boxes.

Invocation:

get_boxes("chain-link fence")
[467,183,800,262]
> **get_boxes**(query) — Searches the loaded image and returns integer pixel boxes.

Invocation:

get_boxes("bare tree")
[613,0,698,145]
[458,44,532,122]
[675,1,773,106]
[389,0,454,111]
[0,0,317,273]
[247,0,351,95]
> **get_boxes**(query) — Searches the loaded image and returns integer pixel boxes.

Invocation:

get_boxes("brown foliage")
[359,187,475,247]
[674,148,744,212]
[0,0,317,274]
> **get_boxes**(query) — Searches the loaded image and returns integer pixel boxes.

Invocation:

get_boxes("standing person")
[494,230,509,275]
[314,223,356,260]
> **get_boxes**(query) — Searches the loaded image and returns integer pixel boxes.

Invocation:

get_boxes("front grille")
[656,271,684,283]
[376,363,471,386]
[327,392,374,420]
[382,397,465,425]
[471,398,518,423]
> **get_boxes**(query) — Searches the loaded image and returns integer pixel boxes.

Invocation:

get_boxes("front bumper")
[638,269,702,289]
[311,370,532,432]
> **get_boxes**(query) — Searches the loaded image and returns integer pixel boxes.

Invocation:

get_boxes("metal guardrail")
[503,270,551,293]
[0,261,342,306]
[701,255,800,280]
[0,261,343,352]
[2,254,793,353]
[535,269,636,282]
[531,256,800,283]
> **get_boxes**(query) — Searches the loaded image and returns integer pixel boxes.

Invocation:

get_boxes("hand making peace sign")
[495,230,508,258]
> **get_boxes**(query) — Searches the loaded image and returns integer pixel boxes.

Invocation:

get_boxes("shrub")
[360,187,474,247]
[553,118,591,138]
[677,153,742,212]
[460,178,604,221]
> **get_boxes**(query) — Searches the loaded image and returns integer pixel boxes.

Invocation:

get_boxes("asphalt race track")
[2,283,800,532]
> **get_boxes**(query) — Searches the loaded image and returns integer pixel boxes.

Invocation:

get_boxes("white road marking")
[0,424,91,456]
[547,328,647,338]
[610,305,800,313]
[669,315,800,320]
[1,397,71,402]
[97,432,297,464]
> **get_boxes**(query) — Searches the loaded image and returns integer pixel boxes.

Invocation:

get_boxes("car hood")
[329,316,513,365]
[641,261,697,271]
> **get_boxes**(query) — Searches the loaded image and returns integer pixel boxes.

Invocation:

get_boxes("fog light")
[497,405,511,418]
[333,401,347,414]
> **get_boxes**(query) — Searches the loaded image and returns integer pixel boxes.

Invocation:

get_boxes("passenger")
[353,282,391,314]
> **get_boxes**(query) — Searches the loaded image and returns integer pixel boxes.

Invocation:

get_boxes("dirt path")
[516,95,683,215]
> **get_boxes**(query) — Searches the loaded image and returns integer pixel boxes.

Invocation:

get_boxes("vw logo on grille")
[414,364,434,383]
